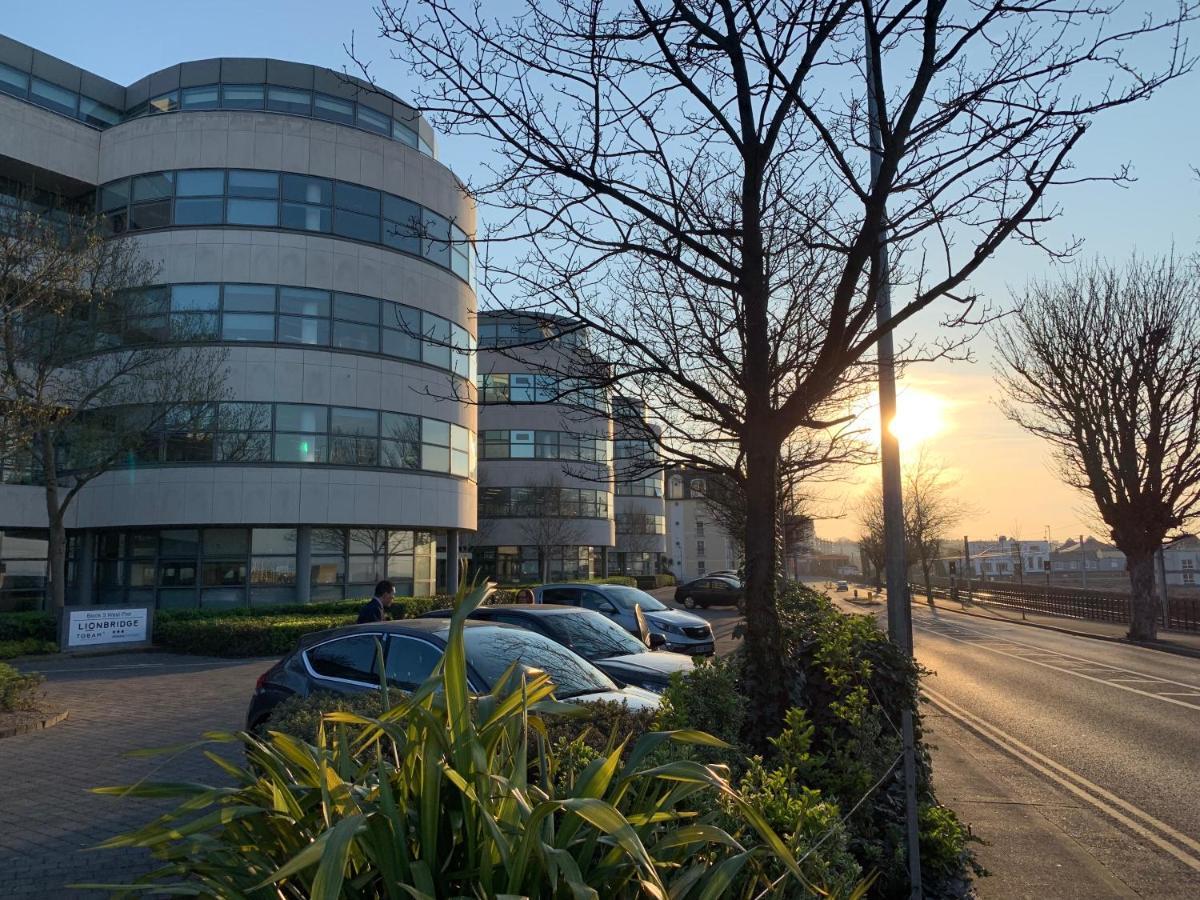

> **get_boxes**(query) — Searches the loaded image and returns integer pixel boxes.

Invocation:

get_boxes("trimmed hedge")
[0,611,55,643]
[0,638,58,660]
[634,574,676,589]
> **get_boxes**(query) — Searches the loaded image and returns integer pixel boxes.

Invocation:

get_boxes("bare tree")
[514,474,588,582]
[1,203,231,609]
[372,0,1195,743]
[996,255,1200,641]
[905,451,966,603]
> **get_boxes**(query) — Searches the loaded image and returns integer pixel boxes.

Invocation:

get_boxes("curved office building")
[472,312,615,582]
[612,398,667,576]
[0,36,476,609]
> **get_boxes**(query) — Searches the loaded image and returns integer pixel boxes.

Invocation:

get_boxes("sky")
[7,2,1200,545]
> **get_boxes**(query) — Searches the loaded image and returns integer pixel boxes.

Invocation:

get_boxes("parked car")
[706,569,741,579]
[674,575,743,609]
[421,604,695,693]
[835,580,849,592]
[533,583,715,655]
[245,618,659,730]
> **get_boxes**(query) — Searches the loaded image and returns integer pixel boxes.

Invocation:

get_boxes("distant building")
[665,468,740,581]
[1163,535,1200,586]
[1050,537,1126,574]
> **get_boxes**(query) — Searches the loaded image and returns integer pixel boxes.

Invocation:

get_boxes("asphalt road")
[831,587,1200,896]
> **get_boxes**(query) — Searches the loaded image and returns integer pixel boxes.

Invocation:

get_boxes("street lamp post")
[863,5,922,895]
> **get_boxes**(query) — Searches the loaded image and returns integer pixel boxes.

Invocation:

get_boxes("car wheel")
[682,594,696,609]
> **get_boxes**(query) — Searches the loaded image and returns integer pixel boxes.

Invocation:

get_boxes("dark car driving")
[673,575,743,609]
[245,618,659,730]
[421,604,695,693]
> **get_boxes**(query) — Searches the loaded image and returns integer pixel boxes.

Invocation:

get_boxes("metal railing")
[914,578,1200,633]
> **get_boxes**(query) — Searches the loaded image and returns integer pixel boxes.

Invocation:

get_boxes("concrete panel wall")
[0,93,100,185]
[481,517,615,549]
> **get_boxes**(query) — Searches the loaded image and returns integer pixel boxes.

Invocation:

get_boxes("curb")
[920,598,1200,662]
[0,709,68,740]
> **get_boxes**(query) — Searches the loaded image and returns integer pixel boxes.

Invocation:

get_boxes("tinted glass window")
[228,171,279,199]
[579,591,615,613]
[462,627,615,698]
[281,203,331,232]
[314,94,355,125]
[223,284,276,313]
[282,174,333,205]
[280,287,330,317]
[221,313,275,341]
[334,209,379,242]
[550,611,647,659]
[222,84,264,109]
[129,201,171,230]
[98,180,129,212]
[227,199,278,226]
[357,105,392,135]
[276,404,326,432]
[30,78,76,115]
[267,86,311,115]
[384,636,443,689]
[79,97,120,127]
[174,198,223,225]
[171,284,220,312]
[333,293,379,324]
[278,316,330,346]
[307,635,381,684]
[540,587,579,605]
[132,172,175,202]
[331,407,378,436]
[333,321,379,352]
[0,63,29,98]
[335,182,379,216]
[149,92,179,113]
[381,327,420,360]
[604,586,668,612]
[176,170,225,196]
[181,85,220,109]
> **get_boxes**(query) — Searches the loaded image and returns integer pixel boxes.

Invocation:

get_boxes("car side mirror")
[648,633,667,650]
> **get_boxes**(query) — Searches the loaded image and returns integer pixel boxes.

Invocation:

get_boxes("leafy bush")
[261,690,387,743]
[0,611,55,643]
[0,638,58,660]
[154,613,356,657]
[635,573,678,589]
[89,584,843,898]
[156,595,445,623]
[0,662,43,712]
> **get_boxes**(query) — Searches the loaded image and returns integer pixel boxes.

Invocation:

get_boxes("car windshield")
[548,610,649,659]
[462,626,618,699]
[603,585,668,612]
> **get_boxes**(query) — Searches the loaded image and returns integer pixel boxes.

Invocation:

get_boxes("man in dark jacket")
[357,580,396,624]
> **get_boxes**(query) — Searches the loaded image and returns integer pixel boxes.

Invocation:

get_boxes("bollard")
[854,588,858,599]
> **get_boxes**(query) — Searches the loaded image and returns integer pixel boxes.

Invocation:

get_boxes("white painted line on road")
[924,685,1200,873]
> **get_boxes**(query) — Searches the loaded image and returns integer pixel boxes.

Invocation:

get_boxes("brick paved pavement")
[0,652,270,899]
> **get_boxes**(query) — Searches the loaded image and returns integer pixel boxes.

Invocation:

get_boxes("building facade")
[0,36,477,610]
[666,468,740,582]
[610,397,667,576]
[470,312,616,582]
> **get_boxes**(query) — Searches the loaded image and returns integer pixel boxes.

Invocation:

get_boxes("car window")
[541,587,579,605]
[306,635,381,684]
[384,635,443,689]
[580,590,615,613]
[462,626,616,699]
[550,611,648,659]
[603,585,668,612]
[487,612,550,635]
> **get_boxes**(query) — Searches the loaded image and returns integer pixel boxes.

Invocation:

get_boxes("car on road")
[421,604,695,693]
[674,575,743,609]
[532,583,715,655]
[835,580,849,591]
[245,618,659,730]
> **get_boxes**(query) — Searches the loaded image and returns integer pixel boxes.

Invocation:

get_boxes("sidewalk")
[845,582,1200,659]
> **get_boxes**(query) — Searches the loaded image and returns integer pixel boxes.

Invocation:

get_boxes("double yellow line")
[923,685,1200,874]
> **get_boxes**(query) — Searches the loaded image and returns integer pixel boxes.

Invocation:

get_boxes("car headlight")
[650,619,685,635]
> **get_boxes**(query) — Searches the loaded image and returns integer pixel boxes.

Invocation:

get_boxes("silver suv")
[533,583,715,655]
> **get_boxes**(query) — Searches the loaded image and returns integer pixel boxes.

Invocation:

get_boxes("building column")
[445,529,460,595]
[600,546,610,578]
[76,530,95,605]
[295,526,312,604]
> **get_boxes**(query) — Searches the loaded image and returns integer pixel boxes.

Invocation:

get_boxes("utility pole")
[863,6,922,895]
[1080,534,1087,589]
[963,535,973,603]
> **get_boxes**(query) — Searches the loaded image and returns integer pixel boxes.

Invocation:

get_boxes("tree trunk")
[40,433,67,611]
[922,563,933,604]
[1127,551,1159,642]
[740,442,788,752]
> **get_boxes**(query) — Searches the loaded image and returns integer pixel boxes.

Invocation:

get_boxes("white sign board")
[66,607,149,648]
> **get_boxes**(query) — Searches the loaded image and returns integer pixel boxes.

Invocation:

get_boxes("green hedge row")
[0,638,59,660]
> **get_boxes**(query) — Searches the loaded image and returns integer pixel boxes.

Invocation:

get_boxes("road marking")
[914,618,1200,708]
[925,685,1200,873]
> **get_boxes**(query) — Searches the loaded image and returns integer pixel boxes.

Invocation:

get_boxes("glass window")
[176,170,225,196]
[149,91,179,114]
[334,209,379,242]
[181,84,220,109]
[462,628,614,697]
[0,62,29,98]
[174,197,223,225]
[331,436,379,466]
[160,529,200,557]
[30,78,76,116]
[334,182,379,216]
[422,313,451,369]
[129,200,171,230]
[331,407,378,436]
[98,180,129,212]
[221,313,275,341]
[381,439,419,469]
[333,293,379,324]
[357,105,391,135]
[382,206,421,254]
[306,636,380,684]
[274,433,328,463]
[392,119,419,148]
[170,284,220,312]
[267,86,312,115]
[223,284,276,313]
[382,326,421,360]
[282,174,333,206]
[222,84,265,109]
[132,172,175,202]
[312,528,347,554]
[78,97,120,127]
[226,198,278,226]
[251,557,296,586]
[385,636,442,689]
[217,432,271,462]
[279,287,330,317]
[228,170,279,198]
[422,210,451,266]
[313,93,355,125]
[382,412,420,443]
[274,403,323,432]
[218,401,272,432]
[281,203,331,232]
[204,528,250,556]
[333,320,379,352]
[278,316,330,346]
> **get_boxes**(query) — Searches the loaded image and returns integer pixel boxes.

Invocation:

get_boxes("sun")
[854,387,949,452]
